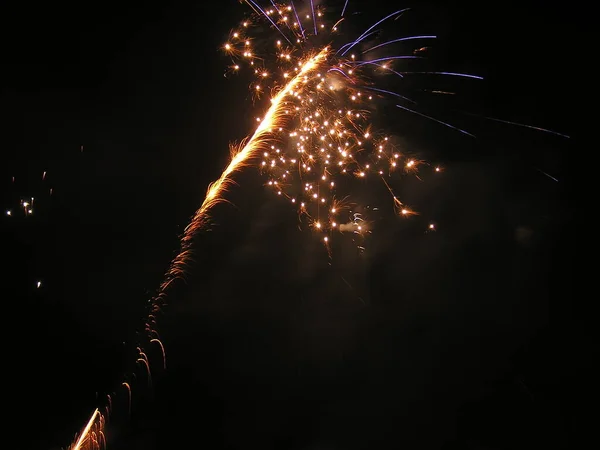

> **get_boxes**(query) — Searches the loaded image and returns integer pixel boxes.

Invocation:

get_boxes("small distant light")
[6,210,11,216]
[36,281,42,288]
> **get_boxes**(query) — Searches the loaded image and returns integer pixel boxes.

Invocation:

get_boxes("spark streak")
[69,409,105,450]
[157,48,327,291]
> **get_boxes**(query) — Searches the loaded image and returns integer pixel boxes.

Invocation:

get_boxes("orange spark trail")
[65,49,327,450]
[71,408,103,450]
[154,48,328,302]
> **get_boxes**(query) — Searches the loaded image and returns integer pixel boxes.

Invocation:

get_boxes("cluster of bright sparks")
[5,148,85,222]
[5,148,87,221]
[218,0,468,248]
[5,171,52,218]
[5,171,58,290]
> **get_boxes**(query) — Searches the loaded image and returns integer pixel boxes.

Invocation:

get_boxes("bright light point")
[5,210,10,216]
[429,223,435,229]
[324,236,328,242]
[36,281,41,288]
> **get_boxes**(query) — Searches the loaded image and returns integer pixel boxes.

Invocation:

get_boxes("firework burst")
[66,1,487,448]
[218,0,482,252]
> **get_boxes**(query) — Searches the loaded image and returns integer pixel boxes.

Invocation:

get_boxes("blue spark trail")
[355,55,421,66]
[363,86,416,103]
[362,36,437,54]
[290,1,305,38]
[327,67,356,83]
[396,104,476,137]
[310,0,318,34]
[341,0,349,17]
[270,0,294,35]
[462,112,570,138]
[401,71,483,80]
[338,31,377,55]
[341,8,410,56]
[246,0,292,45]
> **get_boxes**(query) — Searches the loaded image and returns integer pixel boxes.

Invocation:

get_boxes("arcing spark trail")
[155,47,328,300]
[66,44,328,450]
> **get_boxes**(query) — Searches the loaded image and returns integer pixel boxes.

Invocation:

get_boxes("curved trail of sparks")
[66,46,328,450]
[67,47,327,450]
[155,47,328,299]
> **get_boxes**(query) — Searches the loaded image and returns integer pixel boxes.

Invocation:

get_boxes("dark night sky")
[1,1,585,449]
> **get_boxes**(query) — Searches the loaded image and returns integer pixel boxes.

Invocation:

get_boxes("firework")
[145,0,475,322]
[66,1,485,448]
[217,0,479,251]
